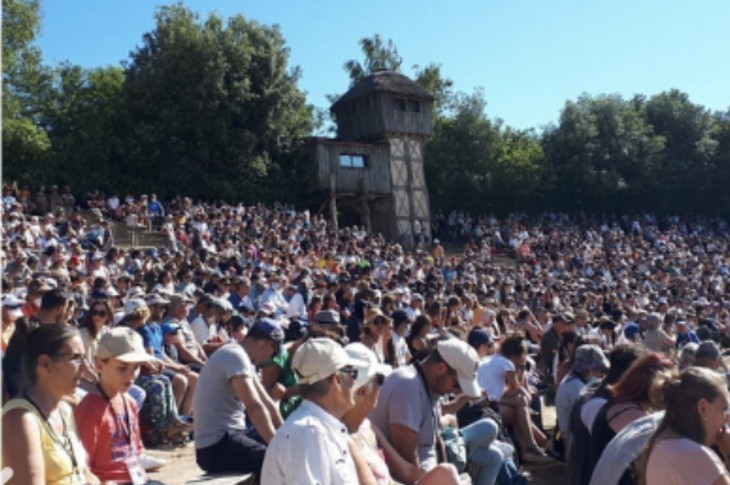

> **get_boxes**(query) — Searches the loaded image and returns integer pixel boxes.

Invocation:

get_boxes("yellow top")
[2,398,88,485]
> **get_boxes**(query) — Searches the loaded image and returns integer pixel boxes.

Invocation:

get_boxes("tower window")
[340,154,366,168]
[408,100,421,112]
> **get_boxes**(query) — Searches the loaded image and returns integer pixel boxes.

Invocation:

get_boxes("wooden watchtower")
[310,70,434,248]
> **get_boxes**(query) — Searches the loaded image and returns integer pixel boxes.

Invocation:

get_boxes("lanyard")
[413,362,440,443]
[96,384,133,447]
[23,392,80,478]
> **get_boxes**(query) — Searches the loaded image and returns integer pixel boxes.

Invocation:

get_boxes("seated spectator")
[139,294,198,416]
[78,299,113,362]
[640,367,730,485]
[162,294,207,370]
[118,299,192,443]
[643,313,675,355]
[2,324,95,484]
[194,318,284,476]
[567,343,642,485]
[370,337,504,483]
[674,318,699,348]
[477,332,551,463]
[537,313,575,380]
[555,344,609,450]
[75,327,165,483]
[341,343,460,485]
[590,411,664,485]
[694,340,726,372]
[589,353,675,471]
[261,337,367,483]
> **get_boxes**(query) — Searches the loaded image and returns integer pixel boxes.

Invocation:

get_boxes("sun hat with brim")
[313,309,341,325]
[293,338,368,385]
[436,337,481,398]
[345,343,392,391]
[96,327,152,363]
[571,344,610,373]
[364,308,392,327]
[145,294,170,306]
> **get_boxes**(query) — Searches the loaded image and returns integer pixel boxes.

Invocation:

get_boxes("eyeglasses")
[338,367,359,380]
[53,353,85,365]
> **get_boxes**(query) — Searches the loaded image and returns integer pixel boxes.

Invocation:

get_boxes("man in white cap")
[261,337,368,484]
[369,336,503,484]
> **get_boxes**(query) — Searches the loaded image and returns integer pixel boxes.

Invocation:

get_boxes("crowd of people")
[3,182,730,485]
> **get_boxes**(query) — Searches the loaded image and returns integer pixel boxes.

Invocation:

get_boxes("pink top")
[646,437,725,485]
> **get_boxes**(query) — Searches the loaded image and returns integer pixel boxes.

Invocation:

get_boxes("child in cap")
[74,327,166,484]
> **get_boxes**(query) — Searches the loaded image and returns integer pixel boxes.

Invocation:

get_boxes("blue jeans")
[461,418,503,485]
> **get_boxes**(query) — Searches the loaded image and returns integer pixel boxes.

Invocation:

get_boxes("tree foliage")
[2,0,53,180]
[121,4,312,200]
[343,34,402,86]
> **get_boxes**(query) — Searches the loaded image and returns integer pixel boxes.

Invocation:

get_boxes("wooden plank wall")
[314,141,392,195]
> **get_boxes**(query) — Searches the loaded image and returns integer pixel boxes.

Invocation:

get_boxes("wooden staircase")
[78,210,168,249]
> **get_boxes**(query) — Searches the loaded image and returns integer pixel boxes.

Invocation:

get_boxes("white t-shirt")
[190,315,210,345]
[477,354,515,401]
[391,332,411,367]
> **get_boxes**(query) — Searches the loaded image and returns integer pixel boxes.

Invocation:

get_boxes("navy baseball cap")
[467,328,493,349]
[251,318,285,352]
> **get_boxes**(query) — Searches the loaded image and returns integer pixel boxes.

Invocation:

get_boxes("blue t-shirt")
[676,330,700,348]
[138,322,164,359]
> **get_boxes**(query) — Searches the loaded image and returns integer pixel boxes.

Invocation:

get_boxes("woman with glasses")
[360,308,392,364]
[78,300,113,362]
[2,324,98,484]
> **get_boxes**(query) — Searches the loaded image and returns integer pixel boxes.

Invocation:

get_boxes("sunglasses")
[375,374,386,386]
[91,310,108,317]
[373,318,391,328]
[338,367,359,380]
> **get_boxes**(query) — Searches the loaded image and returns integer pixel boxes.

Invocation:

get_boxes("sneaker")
[139,454,166,471]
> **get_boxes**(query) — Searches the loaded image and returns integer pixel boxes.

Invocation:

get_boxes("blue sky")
[36,0,730,131]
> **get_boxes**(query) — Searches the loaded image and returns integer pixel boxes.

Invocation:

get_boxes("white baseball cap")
[293,338,368,385]
[437,338,481,397]
[345,343,392,391]
[123,298,148,316]
[1,294,24,319]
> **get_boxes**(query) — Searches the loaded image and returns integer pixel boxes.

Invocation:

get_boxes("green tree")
[2,0,54,182]
[644,89,718,211]
[43,64,126,189]
[122,4,312,200]
[413,63,454,117]
[541,94,665,211]
[343,34,402,86]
